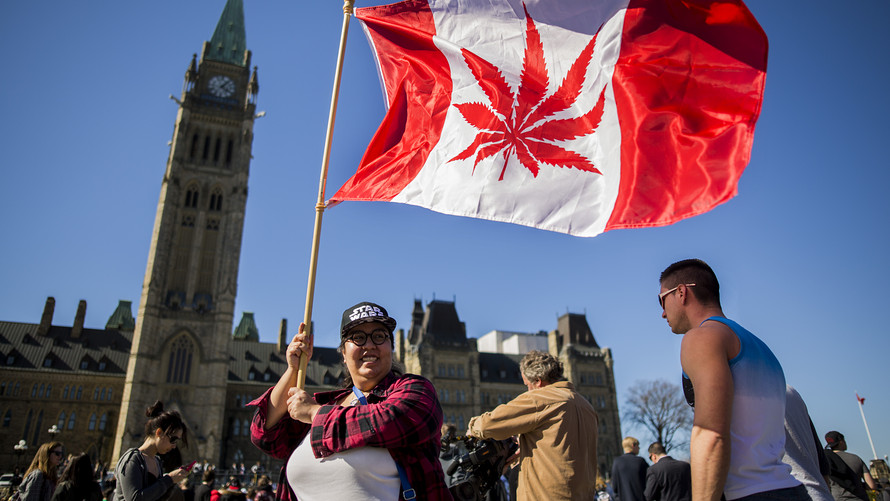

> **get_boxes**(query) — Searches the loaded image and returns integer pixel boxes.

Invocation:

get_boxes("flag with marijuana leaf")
[330,0,768,237]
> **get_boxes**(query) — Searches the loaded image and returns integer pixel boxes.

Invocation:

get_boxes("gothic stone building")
[0,297,621,476]
[0,0,621,478]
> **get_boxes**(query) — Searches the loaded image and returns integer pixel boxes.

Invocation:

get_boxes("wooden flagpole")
[296,0,356,389]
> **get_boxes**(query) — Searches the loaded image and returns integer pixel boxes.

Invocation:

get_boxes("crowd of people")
[241,263,887,500]
[9,259,887,501]
[6,405,274,501]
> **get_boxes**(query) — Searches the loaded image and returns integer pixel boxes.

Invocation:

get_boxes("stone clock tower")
[112,0,259,463]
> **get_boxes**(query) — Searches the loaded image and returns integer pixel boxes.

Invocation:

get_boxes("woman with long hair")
[112,401,191,501]
[19,442,64,501]
[51,453,102,501]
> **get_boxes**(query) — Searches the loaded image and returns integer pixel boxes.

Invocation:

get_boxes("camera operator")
[466,350,598,500]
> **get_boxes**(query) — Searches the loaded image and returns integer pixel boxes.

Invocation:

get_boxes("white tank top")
[286,435,399,500]
[709,318,800,499]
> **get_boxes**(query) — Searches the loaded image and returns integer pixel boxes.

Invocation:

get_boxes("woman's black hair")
[145,400,189,448]
[59,453,94,487]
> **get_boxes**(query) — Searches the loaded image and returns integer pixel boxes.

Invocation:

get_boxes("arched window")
[67,412,76,430]
[243,419,249,436]
[14,383,20,396]
[185,186,200,209]
[0,382,5,395]
[166,335,194,384]
[2,409,10,427]
[190,133,199,159]
[89,414,97,431]
[32,411,43,445]
[107,388,113,400]
[39,384,45,398]
[225,140,234,165]
[209,187,223,212]
[99,413,108,431]
[23,409,32,442]
[232,419,241,436]
[76,386,82,400]
[100,388,106,400]
[31,384,38,397]
[213,138,222,162]
[58,412,66,430]
[45,384,51,398]
[93,388,100,400]
[63,386,69,399]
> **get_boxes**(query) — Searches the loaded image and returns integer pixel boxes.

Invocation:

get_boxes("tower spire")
[206,0,247,67]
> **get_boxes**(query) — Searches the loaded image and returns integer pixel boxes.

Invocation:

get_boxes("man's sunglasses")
[658,283,695,308]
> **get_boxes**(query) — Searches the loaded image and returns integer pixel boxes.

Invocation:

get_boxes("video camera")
[440,432,518,501]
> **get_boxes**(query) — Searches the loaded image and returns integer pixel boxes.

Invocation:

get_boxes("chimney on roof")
[278,318,287,353]
[72,300,87,339]
[37,296,56,336]
[396,328,405,362]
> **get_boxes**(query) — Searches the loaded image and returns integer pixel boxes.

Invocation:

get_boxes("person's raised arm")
[681,325,736,501]
[264,322,312,429]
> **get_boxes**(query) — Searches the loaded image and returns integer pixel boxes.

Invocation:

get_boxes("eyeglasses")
[658,283,695,308]
[346,328,390,346]
[50,450,64,457]
[167,433,182,444]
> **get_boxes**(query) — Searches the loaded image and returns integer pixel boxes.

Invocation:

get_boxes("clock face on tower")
[208,75,236,98]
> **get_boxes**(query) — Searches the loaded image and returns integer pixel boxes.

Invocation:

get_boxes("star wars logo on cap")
[349,304,385,322]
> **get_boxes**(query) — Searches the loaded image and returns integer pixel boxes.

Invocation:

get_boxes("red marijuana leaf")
[449,4,606,181]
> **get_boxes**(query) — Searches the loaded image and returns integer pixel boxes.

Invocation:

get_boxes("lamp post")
[48,425,60,440]
[14,440,28,470]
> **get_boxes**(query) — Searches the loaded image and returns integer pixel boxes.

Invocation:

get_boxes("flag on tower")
[856,393,865,405]
[330,0,768,237]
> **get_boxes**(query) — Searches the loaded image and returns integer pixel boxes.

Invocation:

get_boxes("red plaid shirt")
[248,371,453,501]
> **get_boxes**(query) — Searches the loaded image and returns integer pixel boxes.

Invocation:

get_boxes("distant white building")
[476,329,549,354]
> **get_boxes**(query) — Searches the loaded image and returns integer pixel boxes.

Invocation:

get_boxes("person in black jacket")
[612,437,648,501]
[192,470,214,501]
[52,454,103,501]
[644,443,691,501]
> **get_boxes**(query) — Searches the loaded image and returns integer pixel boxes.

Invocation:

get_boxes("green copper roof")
[233,312,259,341]
[207,0,247,66]
[106,300,136,331]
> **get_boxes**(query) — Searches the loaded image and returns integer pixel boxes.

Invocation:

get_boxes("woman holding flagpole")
[248,301,451,500]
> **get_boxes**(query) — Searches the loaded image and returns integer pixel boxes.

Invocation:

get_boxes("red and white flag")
[330,0,768,237]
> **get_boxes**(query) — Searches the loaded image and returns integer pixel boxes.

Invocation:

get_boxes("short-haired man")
[824,430,877,501]
[612,437,648,501]
[467,350,598,500]
[644,442,691,501]
[658,259,806,501]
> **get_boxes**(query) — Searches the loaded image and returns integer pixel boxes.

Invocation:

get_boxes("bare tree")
[623,379,692,453]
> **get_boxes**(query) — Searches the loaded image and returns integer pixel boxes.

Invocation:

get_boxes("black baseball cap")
[340,302,397,338]
[825,431,845,449]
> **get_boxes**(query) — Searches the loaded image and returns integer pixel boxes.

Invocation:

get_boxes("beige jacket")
[468,381,598,500]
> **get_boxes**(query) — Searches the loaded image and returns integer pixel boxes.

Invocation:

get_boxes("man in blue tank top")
[658,259,807,501]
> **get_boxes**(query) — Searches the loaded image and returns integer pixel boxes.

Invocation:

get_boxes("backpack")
[826,449,869,501]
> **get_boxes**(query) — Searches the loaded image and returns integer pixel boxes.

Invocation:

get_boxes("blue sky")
[2,1,888,462]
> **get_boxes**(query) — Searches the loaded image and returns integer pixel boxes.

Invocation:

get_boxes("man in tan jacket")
[467,350,599,500]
